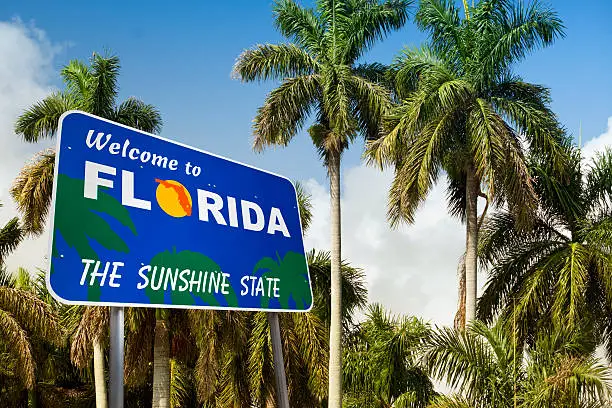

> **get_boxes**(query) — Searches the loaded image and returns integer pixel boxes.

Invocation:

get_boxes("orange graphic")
[155,179,192,217]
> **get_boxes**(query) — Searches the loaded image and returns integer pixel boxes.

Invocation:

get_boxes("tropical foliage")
[344,304,435,408]
[425,320,611,408]
[478,147,612,355]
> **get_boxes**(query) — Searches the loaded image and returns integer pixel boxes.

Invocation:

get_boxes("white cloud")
[582,117,612,161]
[304,165,466,327]
[0,19,59,273]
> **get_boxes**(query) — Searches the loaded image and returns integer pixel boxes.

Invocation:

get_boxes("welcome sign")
[48,111,312,312]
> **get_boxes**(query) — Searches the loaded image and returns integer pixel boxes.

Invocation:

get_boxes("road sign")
[48,111,312,312]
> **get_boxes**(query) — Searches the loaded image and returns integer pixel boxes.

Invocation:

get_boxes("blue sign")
[48,111,312,312]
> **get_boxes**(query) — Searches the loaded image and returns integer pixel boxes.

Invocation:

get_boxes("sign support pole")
[109,306,125,408]
[267,312,290,408]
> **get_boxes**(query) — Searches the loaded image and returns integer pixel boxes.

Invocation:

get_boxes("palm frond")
[307,249,367,329]
[428,394,475,408]
[480,0,564,77]
[0,218,23,264]
[415,0,465,65]
[0,309,36,388]
[585,148,612,217]
[295,181,313,233]
[341,0,412,62]
[70,306,109,368]
[350,74,392,140]
[15,93,78,142]
[233,43,318,82]
[112,97,163,133]
[0,286,63,346]
[10,149,55,235]
[253,74,320,151]
[392,45,450,99]
[352,62,391,87]
[90,53,120,117]
[60,59,93,104]
[273,0,325,55]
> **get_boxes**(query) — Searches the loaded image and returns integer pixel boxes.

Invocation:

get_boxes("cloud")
[582,116,612,161]
[303,165,466,327]
[0,19,59,273]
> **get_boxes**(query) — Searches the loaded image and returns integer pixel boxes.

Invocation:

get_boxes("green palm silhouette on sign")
[52,174,136,300]
[146,249,238,307]
[254,251,312,310]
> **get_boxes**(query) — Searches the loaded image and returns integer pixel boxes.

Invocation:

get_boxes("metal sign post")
[267,312,290,408]
[109,306,124,408]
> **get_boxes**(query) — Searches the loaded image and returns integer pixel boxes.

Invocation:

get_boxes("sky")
[0,0,611,327]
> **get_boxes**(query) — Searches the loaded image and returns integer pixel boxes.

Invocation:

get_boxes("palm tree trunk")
[465,166,479,324]
[27,389,37,408]
[327,150,343,408]
[93,338,108,408]
[152,318,170,408]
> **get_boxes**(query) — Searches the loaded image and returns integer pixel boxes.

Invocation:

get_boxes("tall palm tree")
[368,0,565,325]
[343,304,435,408]
[478,147,612,355]
[233,1,410,404]
[425,320,611,408]
[13,52,162,408]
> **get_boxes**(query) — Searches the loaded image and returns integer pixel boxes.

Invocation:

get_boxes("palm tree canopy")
[368,0,566,226]
[478,147,612,357]
[343,304,435,408]
[12,53,162,235]
[425,320,611,408]
[15,54,162,142]
[233,0,411,155]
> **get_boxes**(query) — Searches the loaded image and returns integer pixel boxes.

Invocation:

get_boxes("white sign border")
[46,110,313,313]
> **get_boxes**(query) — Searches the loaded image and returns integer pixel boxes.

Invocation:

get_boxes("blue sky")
[1,0,611,183]
[1,0,611,324]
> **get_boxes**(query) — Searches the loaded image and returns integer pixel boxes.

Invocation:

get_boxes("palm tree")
[233,1,410,404]
[343,304,435,408]
[425,320,611,408]
[13,52,162,408]
[478,147,612,356]
[367,0,566,325]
